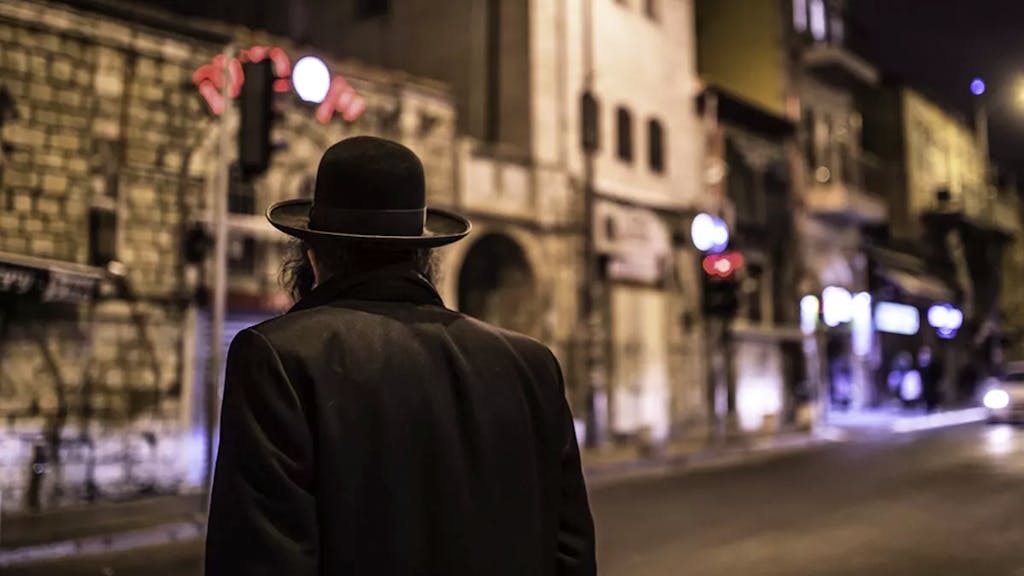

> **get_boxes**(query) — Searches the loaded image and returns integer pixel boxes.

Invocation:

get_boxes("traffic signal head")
[702,252,743,318]
[238,59,274,179]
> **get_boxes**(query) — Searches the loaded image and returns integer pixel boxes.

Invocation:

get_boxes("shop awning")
[877,267,954,303]
[0,250,106,304]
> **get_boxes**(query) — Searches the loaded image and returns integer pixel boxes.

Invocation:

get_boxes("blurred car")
[983,372,1024,423]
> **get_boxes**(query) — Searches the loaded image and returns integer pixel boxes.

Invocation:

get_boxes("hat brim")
[266,199,471,247]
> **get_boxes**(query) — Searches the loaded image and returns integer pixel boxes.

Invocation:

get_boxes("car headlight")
[984,389,1010,410]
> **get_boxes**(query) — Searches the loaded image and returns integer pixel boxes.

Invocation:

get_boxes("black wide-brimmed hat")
[267,136,471,247]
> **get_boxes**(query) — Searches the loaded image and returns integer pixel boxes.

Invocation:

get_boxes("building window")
[581,91,600,152]
[809,0,826,41]
[648,118,665,174]
[644,0,659,20]
[830,13,845,44]
[88,206,117,267]
[802,109,817,168]
[355,0,389,19]
[742,263,765,324]
[793,0,808,31]
[228,165,257,215]
[228,237,257,276]
[616,107,633,163]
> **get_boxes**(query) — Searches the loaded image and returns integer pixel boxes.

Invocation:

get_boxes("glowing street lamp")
[292,56,331,104]
[970,78,986,96]
[691,213,730,254]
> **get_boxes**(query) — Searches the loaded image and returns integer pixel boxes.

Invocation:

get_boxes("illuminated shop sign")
[192,47,366,124]
[874,301,920,335]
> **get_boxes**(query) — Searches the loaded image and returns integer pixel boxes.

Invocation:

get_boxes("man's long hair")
[281,238,437,303]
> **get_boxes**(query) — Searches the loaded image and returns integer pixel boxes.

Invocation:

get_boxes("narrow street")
[9,423,1024,575]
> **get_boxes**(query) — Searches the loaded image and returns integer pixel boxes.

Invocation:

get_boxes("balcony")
[801,44,880,90]
[804,154,888,225]
[926,186,1021,239]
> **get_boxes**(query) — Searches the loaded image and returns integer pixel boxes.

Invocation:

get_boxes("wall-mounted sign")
[0,262,96,304]
[595,201,672,284]
[875,301,920,335]
[192,46,365,124]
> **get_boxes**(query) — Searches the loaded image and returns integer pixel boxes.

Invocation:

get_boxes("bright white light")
[711,219,730,253]
[875,301,920,335]
[928,304,964,331]
[691,213,716,252]
[984,389,1010,410]
[900,370,922,402]
[852,292,872,356]
[809,0,826,41]
[822,286,853,327]
[801,295,820,335]
[293,56,331,103]
[793,0,808,31]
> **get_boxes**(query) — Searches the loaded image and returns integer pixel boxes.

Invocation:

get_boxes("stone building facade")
[0,0,459,522]
[269,0,708,446]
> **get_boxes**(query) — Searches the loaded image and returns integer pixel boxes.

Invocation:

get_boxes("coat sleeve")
[205,328,318,576]
[548,351,597,576]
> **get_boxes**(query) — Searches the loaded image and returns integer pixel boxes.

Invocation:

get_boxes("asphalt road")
[8,423,1024,576]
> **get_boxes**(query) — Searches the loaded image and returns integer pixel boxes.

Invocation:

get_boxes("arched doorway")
[457,234,542,337]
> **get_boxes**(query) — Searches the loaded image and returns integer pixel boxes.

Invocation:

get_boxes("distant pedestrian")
[205,137,596,575]
[919,346,943,412]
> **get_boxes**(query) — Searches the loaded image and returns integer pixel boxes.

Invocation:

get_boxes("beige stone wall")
[0,0,220,513]
[0,0,461,515]
[901,89,986,223]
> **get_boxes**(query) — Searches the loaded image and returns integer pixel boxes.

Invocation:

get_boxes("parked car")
[983,372,1024,423]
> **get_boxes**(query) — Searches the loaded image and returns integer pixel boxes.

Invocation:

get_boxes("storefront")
[594,200,676,444]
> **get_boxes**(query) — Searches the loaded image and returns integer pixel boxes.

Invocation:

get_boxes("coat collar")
[287,264,445,314]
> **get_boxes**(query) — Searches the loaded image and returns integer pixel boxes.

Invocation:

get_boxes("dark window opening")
[89,207,117,267]
[616,107,633,163]
[744,263,765,323]
[228,237,257,276]
[726,139,759,224]
[228,164,257,215]
[356,0,389,19]
[485,0,502,142]
[648,118,665,174]
[581,91,601,152]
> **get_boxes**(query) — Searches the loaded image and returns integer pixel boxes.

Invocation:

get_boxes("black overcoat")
[205,265,596,575]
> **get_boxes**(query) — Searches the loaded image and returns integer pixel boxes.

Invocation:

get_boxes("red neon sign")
[193,47,364,124]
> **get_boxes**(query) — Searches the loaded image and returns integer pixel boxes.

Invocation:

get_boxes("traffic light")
[702,252,743,318]
[238,59,274,179]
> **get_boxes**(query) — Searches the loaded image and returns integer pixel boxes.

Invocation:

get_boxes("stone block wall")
[0,0,221,515]
[0,0,463,517]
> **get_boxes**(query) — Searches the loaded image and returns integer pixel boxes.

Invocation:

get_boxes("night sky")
[851,0,1024,184]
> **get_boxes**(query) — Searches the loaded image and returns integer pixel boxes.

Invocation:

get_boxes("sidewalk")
[0,494,205,567]
[582,430,836,486]
[0,431,832,568]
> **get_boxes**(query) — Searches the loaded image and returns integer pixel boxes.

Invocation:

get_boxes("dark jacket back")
[205,267,596,575]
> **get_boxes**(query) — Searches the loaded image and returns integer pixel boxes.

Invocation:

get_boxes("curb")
[584,432,841,487]
[0,520,204,568]
[0,433,845,567]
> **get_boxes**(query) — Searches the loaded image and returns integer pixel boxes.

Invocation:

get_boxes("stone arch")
[450,229,546,339]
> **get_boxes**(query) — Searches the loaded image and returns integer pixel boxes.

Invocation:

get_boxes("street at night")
[8,423,1024,575]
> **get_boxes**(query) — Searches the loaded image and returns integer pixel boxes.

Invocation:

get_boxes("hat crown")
[314,136,425,211]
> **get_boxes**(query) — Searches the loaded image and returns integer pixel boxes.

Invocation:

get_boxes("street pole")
[580,0,608,448]
[204,44,233,509]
